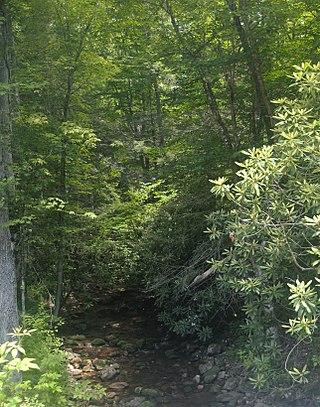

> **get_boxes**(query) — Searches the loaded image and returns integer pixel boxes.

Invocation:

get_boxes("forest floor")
[60,290,320,407]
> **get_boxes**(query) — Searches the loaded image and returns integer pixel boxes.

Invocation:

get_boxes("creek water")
[61,290,228,406]
[61,290,319,407]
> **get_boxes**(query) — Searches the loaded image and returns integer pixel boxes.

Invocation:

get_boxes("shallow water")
[61,291,225,406]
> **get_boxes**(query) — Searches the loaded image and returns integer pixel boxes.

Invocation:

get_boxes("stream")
[61,290,319,407]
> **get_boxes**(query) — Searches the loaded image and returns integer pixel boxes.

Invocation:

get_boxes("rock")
[69,368,82,376]
[110,362,120,369]
[105,334,117,344]
[93,358,108,366]
[207,343,222,356]
[109,382,129,390]
[183,385,193,393]
[199,359,215,374]
[254,402,272,407]
[215,391,243,404]
[65,339,79,346]
[163,385,177,395]
[191,350,202,361]
[91,338,106,346]
[83,364,94,372]
[223,377,238,391]
[197,384,204,391]
[88,395,106,406]
[71,355,82,364]
[69,334,86,341]
[217,370,226,380]
[164,349,179,359]
[203,366,220,384]
[139,402,156,407]
[117,340,138,353]
[209,383,221,394]
[140,388,163,398]
[119,397,146,407]
[106,392,117,399]
[192,374,201,385]
[100,366,118,381]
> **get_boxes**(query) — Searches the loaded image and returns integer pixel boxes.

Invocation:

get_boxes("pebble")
[192,374,201,384]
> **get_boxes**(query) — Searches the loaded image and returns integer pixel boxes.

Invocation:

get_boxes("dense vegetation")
[1,0,320,403]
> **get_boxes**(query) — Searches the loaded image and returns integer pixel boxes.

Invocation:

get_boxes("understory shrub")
[208,62,320,387]
[0,312,105,406]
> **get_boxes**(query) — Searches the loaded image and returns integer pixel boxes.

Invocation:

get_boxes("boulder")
[140,388,163,398]
[199,358,215,374]
[91,338,106,346]
[223,377,238,391]
[203,366,220,384]
[100,366,118,381]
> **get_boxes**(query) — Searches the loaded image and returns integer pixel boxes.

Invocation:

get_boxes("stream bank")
[61,290,320,407]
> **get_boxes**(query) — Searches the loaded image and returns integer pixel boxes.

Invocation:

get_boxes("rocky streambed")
[61,291,320,407]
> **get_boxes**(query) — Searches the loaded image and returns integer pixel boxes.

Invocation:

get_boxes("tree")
[0,0,19,343]
[209,62,320,386]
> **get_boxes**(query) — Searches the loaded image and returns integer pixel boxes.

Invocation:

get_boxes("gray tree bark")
[0,0,19,344]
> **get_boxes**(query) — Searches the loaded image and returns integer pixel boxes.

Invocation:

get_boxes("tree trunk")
[153,77,164,147]
[0,0,19,344]
[53,11,92,317]
[163,0,233,148]
[226,0,273,141]
[201,77,233,147]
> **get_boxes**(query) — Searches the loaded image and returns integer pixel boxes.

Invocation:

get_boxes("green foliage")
[0,328,41,407]
[208,62,320,386]
[0,318,105,407]
[6,1,320,394]
[9,0,320,315]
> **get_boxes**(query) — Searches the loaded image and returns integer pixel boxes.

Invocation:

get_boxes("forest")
[1,0,320,406]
